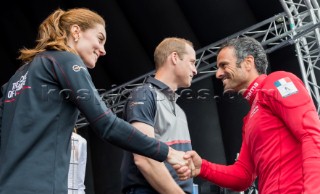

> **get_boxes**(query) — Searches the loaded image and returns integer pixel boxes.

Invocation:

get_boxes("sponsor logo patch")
[7,71,31,99]
[250,105,259,118]
[72,65,86,72]
[129,101,144,108]
[274,77,298,97]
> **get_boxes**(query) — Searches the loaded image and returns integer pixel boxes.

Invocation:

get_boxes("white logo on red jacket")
[250,105,259,118]
[274,77,298,98]
[245,82,259,101]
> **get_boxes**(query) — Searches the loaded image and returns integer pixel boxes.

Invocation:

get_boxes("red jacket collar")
[243,74,267,105]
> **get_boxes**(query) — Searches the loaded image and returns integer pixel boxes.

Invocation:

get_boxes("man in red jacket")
[175,36,320,193]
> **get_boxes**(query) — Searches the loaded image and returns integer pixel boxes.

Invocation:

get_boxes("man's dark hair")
[218,36,268,74]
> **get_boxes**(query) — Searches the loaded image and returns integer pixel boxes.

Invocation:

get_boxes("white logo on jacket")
[250,105,259,118]
[8,71,29,98]
[72,65,86,72]
[274,77,298,97]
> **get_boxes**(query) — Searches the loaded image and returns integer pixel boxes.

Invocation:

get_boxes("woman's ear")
[70,24,81,42]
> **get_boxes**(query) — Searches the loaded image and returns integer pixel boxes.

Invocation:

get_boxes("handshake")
[166,147,202,180]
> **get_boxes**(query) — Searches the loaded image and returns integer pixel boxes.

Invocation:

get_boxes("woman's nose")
[100,47,106,56]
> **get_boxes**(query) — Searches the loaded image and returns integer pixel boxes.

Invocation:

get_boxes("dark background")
[0,0,307,193]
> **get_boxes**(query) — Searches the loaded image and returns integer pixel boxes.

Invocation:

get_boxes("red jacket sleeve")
[199,128,256,191]
[262,72,320,193]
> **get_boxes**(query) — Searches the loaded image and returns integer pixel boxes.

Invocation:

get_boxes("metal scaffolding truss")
[76,0,320,129]
[280,0,320,113]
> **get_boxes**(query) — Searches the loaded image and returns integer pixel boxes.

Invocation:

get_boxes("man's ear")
[244,55,255,70]
[170,52,179,65]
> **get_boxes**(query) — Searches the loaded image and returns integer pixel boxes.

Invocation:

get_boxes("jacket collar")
[243,74,267,105]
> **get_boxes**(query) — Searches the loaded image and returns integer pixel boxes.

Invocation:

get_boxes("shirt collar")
[146,76,179,101]
[243,74,267,105]
[146,76,169,90]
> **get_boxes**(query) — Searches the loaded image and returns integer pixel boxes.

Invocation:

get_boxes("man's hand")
[173,150,202,180]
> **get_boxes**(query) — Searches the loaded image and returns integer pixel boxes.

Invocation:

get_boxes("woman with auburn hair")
[0,8,188,194]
